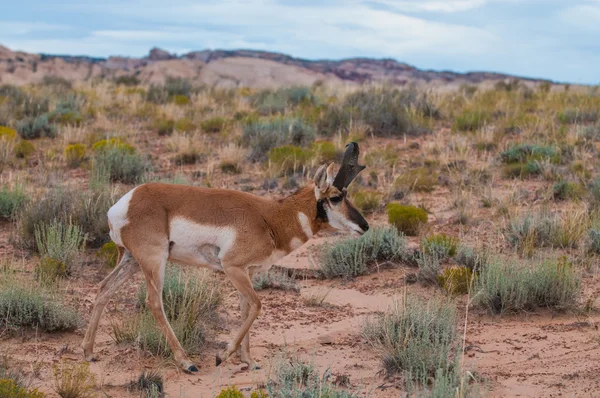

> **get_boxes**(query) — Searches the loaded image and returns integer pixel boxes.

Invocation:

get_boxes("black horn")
[332,142,366,190]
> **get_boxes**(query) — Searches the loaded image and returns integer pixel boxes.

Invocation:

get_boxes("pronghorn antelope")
[81,142,369,373]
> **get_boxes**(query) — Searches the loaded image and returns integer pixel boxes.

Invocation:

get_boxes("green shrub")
[0,125,17,140]
[114,74,141,86]
[504,209,585,253]
[49,95,85,126]
[147,77,192,104]
[35,219,87,275]
[53,361,97,398]
[474,258,580,313]
[64,144,86,168]
[558,109,598,124]
[91,138,134,154]
[0,184,26,220]
[154,119,174,136]
[14,140,35,158]
[265,354,357,398]
[253,269,299,292]
[394,167,438,193]
[350,190,382,214]
[242,118,316,161]
[416,252,444,284]
[452,109,491,132]
[387,203,428,236]
[553,180,584,201]
[172,94,190,106]
[16,186,116,250]
[174,117,196,133]
[200,117,227,133]
[17,114,57,139]
[319,226,407,279]
[252,87,315,115]
[319,88,422,137]
[0,379,46,398]
[364,145,397,168]
[268,145,312,175]
[97,241,119,268]
[36,257,67,283]
[579,124,600,141]
[216,386,244,398]
[363,296,458,378]
[422,234,458,259]
[437,266,473,295]
[310,141,338,162]
[0,276,80,332]
[500,143,559,164]
[502,161,542,179]
[93,147,151,184]
[455,245,489,272]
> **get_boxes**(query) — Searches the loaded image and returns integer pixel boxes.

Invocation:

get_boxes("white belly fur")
[168,217,236,271]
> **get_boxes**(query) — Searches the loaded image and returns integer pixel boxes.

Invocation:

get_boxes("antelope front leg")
[217,266,261,367]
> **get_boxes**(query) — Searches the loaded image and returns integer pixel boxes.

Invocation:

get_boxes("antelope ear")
[325,163,335,186]
[313,164,328,189]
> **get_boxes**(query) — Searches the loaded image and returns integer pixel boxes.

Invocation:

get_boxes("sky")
[1,0,599,84]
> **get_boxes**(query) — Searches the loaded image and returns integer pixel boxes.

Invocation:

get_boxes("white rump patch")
[297,212,313,238]
[168,217,236,271]
[107,186,137,246]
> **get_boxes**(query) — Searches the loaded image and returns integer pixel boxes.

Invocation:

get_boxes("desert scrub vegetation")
[422,234,459,260]
[319,226,407,279]
[53,361,97,398]
[17,114,57,139]
[251,86,316,115]
[35,219,87,280]
[0,379,46,398]
[265,353,356,398]
[504,209,587,255]
[387,203,428,236]
[363,296,461,390]
[437,266,474,295]
[318,87,434,137]
[146,77,193,104]
[474,257,580,313]
[111,265,222,357]
[16,185,117,250]
[349,190,383,213]
[218,143,246,174]
[64,143,87,168]
[0,273,80,332]
[268,145,312,175]
[0,183,27,220]
[242,118,316,161]
[92,146,151,184]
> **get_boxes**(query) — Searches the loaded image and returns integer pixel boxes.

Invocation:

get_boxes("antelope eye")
[330,196,343,204]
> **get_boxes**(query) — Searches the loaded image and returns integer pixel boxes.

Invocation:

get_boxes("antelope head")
[313,142,369,235]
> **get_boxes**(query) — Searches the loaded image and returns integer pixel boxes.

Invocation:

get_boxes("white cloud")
[0,22,70,36]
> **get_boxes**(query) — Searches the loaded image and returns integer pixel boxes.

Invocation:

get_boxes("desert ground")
[0,75,599,398]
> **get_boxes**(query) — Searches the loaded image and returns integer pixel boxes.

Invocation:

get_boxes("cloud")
[0,22,71,36]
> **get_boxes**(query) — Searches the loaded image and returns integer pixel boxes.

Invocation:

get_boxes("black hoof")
[216,355,223,367]
[187,364,199,373]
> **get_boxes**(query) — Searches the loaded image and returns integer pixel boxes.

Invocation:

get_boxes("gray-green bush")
[474,258,580,313]
[253,269,299,292]
[265,354,356,398]
[242,118,316,161]
[0,184,26,220]
[0,276,80,332]
[35,219,87,274]
[363,296,458,378]
[17,114,57,139]
[93,147,151,184]
[319,226,407,279]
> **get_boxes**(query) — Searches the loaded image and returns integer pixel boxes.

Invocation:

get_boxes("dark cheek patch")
[317,199,328,222]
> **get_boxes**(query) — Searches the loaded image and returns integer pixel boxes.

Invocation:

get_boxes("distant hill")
[0,44,557,88]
